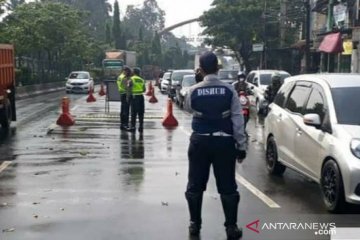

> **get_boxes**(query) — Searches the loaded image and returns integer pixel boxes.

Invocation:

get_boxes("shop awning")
[318,32,343,53]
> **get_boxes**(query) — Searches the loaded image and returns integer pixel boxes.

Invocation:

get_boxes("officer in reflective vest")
[117,66,132,130]
[127,67,146,133]
[184,52,247,239]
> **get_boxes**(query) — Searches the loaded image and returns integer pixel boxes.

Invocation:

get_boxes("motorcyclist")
[264,71,283,104]
[233,71,248,94]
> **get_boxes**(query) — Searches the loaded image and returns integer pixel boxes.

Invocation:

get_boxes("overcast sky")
[109,0,213,40]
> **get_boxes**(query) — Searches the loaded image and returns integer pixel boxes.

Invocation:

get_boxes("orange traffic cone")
[99,83,106,96]
[56,97,75,126]
[87,86,96,102]
[162,99,178,127]
[149,88,158,103]
[146,81,153,96]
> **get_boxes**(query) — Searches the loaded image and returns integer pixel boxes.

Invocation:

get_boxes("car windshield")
[69,72,89,79]
[218,70,237,80]
[182,75,196,87]
[332,87,360,125]
[172,71,193,81]
[163,72,171,80]
[260,73,290,85]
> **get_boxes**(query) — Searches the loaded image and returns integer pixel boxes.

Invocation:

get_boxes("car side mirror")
[303,114,321,129]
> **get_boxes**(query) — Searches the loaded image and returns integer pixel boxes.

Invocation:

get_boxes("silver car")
[264,74,360,212]
[66,71,94,94]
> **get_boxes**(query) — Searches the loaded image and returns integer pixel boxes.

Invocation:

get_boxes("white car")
[160,71,171,94]
[246,70,290,113]
[66,71,94,94]
[264,74,360,212]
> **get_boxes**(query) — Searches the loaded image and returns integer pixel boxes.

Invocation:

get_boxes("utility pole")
[262,0,268,69]
[305,0,311,73]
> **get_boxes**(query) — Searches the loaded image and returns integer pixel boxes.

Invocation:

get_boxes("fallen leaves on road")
[79,151,88,156]
[32,202,40,205]
[161,201,169,206]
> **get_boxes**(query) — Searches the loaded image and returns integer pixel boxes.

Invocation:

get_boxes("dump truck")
[102,50,137,81]
[0,44,16,129]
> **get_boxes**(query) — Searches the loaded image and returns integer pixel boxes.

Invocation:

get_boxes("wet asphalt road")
[0,87,360,240]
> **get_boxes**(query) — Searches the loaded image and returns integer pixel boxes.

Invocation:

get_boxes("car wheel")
[321,160,346,213]
[266,136,286,175]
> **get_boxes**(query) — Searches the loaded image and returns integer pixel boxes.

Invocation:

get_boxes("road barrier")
[162,98,178,127]
[99,83,106,96]
[86,86,96,102]
[56,97,75,126]
[145,81,153,96]
[149,88,158,103]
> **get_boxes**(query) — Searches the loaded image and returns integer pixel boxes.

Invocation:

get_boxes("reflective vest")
[190,85,233,134]
[117,73,127,94]
[131,75,145,95]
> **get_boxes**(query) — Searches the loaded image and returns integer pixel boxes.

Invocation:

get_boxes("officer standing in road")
[127,67,146,133]
[117,66,132,130]
[184,52,247,239]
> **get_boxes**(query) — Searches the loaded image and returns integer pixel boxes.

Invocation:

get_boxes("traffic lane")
[0,92,275,240]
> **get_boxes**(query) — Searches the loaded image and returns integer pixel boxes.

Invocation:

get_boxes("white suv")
[264,74,360,212]
[246,70,290,114]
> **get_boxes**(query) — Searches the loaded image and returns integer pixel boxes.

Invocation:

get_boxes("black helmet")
[237,71,246,78]
[133,67,141,76]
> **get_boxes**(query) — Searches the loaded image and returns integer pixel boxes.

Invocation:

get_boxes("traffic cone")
[87,86,96,102]
[56,97,75,126]
[146,81,153,96]
[99,83,106,96]
[149,87,158,103]
[162,98,178,127]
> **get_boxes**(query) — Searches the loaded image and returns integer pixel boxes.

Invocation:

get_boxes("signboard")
[342,40,353,55]
[253,43,264,52]
[333,3,347,27]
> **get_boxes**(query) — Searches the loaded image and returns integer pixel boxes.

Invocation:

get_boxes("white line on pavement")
[179,126,191,136]
[0,161,11,174]
[236,174,281,208]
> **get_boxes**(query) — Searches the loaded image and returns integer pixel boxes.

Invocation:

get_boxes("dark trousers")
[130,95,145,129]
[120,94,131,127]
[186,133,238,195]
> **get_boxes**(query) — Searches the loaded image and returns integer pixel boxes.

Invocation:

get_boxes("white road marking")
[180,125,280,208]
[71,106,78,111]
[0,161,11,174]
[236,174,281,208]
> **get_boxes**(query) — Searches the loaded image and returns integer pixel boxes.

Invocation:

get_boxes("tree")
[105,21,112,45]
[150,32,162,65]
[201,0,294,71]
[52,0,110,41]
[112,0,121,49]
[1,2,97,83]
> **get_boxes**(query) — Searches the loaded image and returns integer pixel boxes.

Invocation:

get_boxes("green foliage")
[201,0,302,71]
[113,0,122,49]
[1,1,98,84]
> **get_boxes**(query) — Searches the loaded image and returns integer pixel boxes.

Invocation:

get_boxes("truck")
[102,50,137,81]
[0,44,16,129]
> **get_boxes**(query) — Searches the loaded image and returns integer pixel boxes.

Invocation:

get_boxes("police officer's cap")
[199,51,218,74]
[133,67,141,75]
[123,66,131,73]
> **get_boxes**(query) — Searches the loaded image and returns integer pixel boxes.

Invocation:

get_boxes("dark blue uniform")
[184,73,246,238]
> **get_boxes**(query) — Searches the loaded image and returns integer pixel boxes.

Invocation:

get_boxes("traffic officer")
[184,52,247,239]
[117,66,132,130]
[127,67,146,133]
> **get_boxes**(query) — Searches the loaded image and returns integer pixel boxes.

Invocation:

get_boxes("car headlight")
[350,139,360,159]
